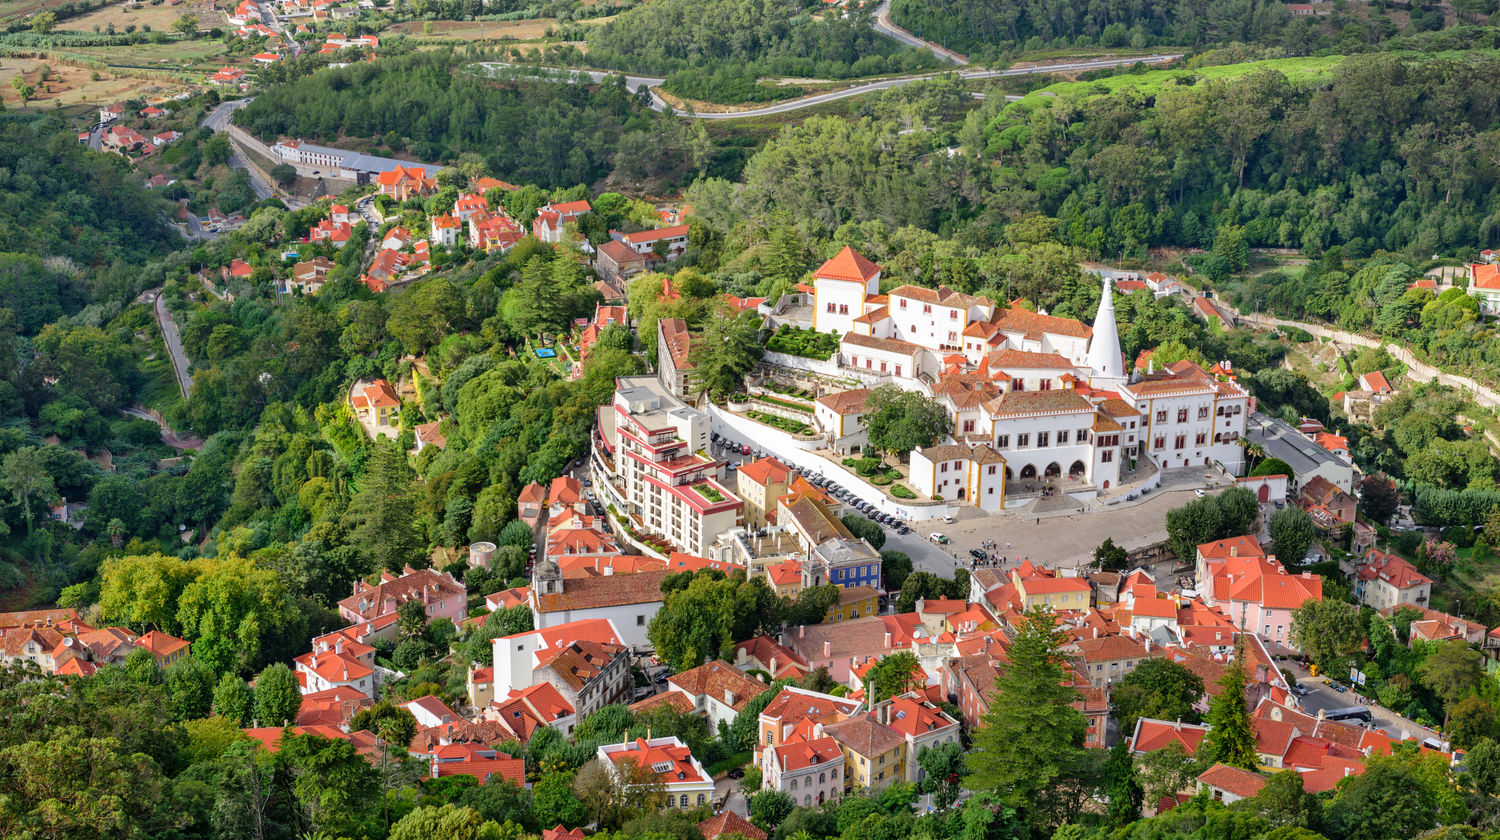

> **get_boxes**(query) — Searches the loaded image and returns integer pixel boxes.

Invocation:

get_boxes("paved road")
[478,53,1181,120]
[148,289,194,399]
[201,99,286,203]
[123,406,203,450]
[871,0,967,65]
[1283,662,1442,745]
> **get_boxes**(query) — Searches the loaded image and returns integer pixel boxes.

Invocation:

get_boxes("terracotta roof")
[841,332,921,357]
[630,690,697,715]
[815,246,881,283]
[888,284,985,309]
[885,694,958,737]
[993,307,1092,340]
[824,713,904,757]
[1131,717,1208,754]
[1357,550,1432,590]
[597,238,651,266]
[1198,763,1267,798]
[544,826,587,840]
[985,389,1094,417]
[1473,262,1500,290]
[134,630,189,658]
[918,443,1004,465]
[771,735,843,773]
[1071,634,1147,663]
[659,317,694,370]
[667,660,767,711]
[739,457,793,488]
[533,571,668,613]
[815,388,871,415]
[604,737,707,785]
[700,811,767,840]
[1197,536,1266,561]
[989,349,1076,370]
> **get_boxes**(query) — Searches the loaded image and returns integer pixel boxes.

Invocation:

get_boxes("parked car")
[896,524,911,535]
[740,444,751,455]
[727,768,745,779]
[930,533,949,544]
[1291,682,1311,696]
[943,514,956,524]
[969,548,987,560]
[1194,489,1206,498]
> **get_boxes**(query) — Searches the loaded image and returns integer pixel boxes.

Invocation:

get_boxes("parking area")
[909,483,1209,574]
[1283,662,1441,745]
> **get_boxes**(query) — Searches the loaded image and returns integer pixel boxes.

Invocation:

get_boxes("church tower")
[1086,275,1126,388]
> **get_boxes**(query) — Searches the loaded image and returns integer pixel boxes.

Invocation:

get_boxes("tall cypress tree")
[965,605,1088,827]
[1200,643,1260,770]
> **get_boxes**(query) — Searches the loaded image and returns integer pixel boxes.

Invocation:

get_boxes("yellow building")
[766,558,803,599]
[826,585,878,623]
[823,715,906,792]
[1012,566,1093,611]
[736,457,792,529]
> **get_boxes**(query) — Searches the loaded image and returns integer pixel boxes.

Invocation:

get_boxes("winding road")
[479,53,1180,120]
[871,0,968,65]
[201,99,285,203]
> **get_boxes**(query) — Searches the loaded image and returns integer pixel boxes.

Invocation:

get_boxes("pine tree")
[966,605,1087,823]
[1200,648,1259,770]
[349,440,423,574]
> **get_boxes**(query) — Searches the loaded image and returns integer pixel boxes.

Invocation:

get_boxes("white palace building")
[808,248,1249,512]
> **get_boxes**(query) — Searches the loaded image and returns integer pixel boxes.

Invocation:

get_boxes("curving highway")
[478,53,1181,120]
[871,0,968,65]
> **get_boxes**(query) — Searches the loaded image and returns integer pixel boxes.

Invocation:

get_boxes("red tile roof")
[815,246,881,283]
[700,811,767,840]
[667,660,768,711]
[1197,763,1266,798]
[738,457,793,488]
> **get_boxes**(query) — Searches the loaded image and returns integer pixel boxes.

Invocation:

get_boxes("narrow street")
[147,288,194,399]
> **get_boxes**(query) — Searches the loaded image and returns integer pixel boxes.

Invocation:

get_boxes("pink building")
[765,728,844,807]
[337,566,467,626]
[1197,537,1322,650]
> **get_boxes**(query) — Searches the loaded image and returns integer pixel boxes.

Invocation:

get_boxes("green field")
[1007,54,1349,109]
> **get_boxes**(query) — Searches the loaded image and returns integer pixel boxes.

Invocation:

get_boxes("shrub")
[891,484,915,499]
[855,457,880,476]
[871,475,892,486]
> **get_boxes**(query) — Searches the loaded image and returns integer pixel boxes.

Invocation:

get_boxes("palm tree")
[1241,439,1264,472]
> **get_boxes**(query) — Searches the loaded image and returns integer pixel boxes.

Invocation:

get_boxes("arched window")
[819,772,826,784]
[805,795,812,806]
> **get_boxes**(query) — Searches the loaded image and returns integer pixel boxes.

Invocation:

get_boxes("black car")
[896,525,911,535]
[866,511,878,520]
[727,768,745,779]
[969,548,987,560]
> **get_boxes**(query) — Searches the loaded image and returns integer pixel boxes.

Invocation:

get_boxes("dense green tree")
[648,572,781,671]
[1324,760,1439,840]
[1247,769,1321,830]
[966,606,1089,829]
[880,550,913,591]
[1109,658,1204,734]
[916,741,964,810]
[348,440,424,573]
[1199,658,1258,770]
[841,514,886,550]
[1290,600,1365,672]
[389,804,509,840]
[1101,741,1143,826]
[213,673,254,725]
[690,305,763,397]
[865,651,921,704]
[350,700,419,747]
[1418,640,1484,712]
[1358,474,1401,525]
[864,386,952,462]
[1269,506,1317,566]
[252,662,301,727]
[166,656,217,722]
[749,789,795,831]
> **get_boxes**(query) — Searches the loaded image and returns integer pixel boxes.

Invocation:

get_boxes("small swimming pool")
[534,348,557,358]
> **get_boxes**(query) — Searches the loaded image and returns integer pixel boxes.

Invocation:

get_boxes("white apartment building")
[1118,363,1249,473]
[594,376,742,557]
[599,736,715,811]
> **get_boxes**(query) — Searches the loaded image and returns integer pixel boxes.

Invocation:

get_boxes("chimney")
[725,688,736,706]
[1092,627,1098,639]
[884,631,893,648]
[916,598,926,614]
[1144,637,1152,652]
[799,625,805,639]
[822,640,831,658]
[770,655,778,675]
[1229,545,1238,557]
